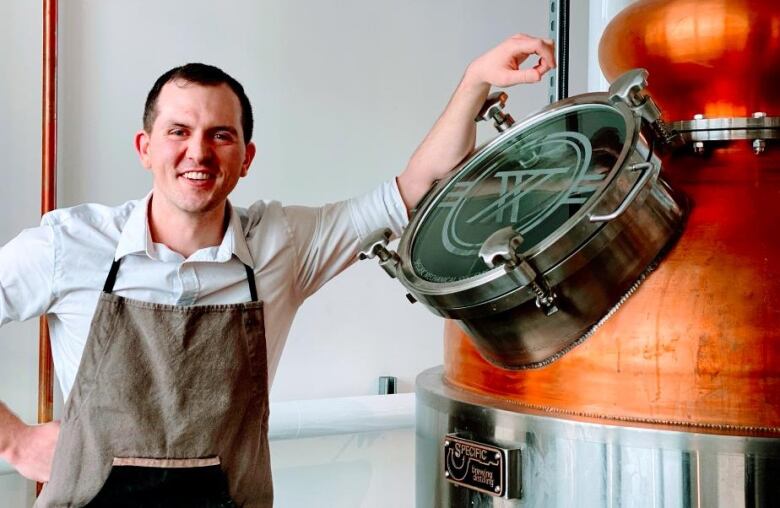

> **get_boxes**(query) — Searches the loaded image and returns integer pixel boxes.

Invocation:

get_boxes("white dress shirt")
[0,180,408,400]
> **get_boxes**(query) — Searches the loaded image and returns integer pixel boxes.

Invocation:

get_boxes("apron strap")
[244,264,258,302]
[103,258,122,293]
[103,257,259,302]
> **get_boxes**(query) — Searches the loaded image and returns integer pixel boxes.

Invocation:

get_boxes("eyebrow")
[166,122,192,131]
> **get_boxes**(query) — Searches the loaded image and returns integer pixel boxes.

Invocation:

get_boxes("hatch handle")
[479,227,558,316]
[358,228,401,279]
[589,161,656,223]
[476,91,516,132]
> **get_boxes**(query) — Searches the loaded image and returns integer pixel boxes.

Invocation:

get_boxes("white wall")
[1,1,591,506]
[0,0,44,505]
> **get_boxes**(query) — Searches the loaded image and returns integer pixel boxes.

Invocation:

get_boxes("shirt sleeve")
[284,179,409,300]
[0,224,56,326]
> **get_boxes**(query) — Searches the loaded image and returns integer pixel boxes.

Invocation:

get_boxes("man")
[0,34,554,506]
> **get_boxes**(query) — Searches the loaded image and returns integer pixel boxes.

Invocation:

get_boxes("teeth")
[183,172,211,180]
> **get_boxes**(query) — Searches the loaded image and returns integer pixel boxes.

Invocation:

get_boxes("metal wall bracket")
[378,376,397,395]
[548,0,570,103]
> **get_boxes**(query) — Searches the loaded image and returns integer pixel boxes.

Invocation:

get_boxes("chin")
[175,199,221,215]
[188,205,222,216]
[156,187,226,216]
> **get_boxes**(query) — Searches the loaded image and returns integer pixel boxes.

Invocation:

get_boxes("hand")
[465,34,556,88]
[396,33,555,210]
[9,420,60,482]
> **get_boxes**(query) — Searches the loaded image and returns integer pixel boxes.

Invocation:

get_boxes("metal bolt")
[444,471,450,478]
[490,109,515,132]
[693,141,705,154]
[444,440,450,447]
[753,112,767,119]
[494,486,501,493]
[753,139,766,155]
[495,452,501,460]
[693,113,704,120]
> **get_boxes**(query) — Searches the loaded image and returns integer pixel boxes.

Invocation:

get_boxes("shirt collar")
[114,193,254,267]
[114,192,155,261]
[219,201,255,267]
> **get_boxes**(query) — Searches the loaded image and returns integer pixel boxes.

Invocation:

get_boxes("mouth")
[178,169,218,190]
[180,170,216,181]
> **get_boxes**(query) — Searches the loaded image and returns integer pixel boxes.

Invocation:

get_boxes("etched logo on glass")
[438,131,599,256]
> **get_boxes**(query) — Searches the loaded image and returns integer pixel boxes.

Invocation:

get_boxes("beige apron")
[35,257,272,507]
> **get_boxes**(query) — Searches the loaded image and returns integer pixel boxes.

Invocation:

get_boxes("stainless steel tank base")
[416,367,780,507]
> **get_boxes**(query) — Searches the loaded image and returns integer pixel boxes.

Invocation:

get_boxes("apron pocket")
[84,457,237,508]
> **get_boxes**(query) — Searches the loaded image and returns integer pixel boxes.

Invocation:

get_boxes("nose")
[186,133,214,164]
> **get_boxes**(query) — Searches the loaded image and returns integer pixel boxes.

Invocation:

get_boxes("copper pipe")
[39,0,57,426]
[37,0,57,496]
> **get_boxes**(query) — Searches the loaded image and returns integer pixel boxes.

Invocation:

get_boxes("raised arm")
[396,34,556,211]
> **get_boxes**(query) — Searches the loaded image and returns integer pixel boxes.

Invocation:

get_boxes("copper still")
[443,0,780,436]
[405,1,780,505]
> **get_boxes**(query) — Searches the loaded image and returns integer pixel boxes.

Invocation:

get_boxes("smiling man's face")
[135,80,256,217]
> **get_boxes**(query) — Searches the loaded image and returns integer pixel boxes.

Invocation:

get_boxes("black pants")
[85,465,237,507]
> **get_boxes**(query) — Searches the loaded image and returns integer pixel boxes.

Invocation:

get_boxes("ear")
[241,142,257,177]
[134,130,152,169]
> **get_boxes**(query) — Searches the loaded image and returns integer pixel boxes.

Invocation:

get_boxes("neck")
[148,196,227,258]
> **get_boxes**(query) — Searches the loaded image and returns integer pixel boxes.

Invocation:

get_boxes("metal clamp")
[476,92,516,132]
[478,227,558,315]
[608,69,677,144]
[589,162,656,223]
[359,228,401,279]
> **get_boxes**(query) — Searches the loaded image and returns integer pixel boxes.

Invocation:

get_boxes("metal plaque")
[442,434,522,499]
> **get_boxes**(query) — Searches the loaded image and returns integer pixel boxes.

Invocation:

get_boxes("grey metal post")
[549,0,570,103]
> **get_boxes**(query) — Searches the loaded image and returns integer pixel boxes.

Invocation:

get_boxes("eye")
[214,131,235,142]
[168,128,187,137]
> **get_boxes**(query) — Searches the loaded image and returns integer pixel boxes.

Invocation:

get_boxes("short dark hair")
[143,63,253,143]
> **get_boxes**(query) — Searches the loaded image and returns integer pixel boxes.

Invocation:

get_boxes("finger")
[541,39,557,68]
[510,33,531,41]
[510,36,556,69]
[533,57,553,76]
[536,39,557,69]
[510,67,543,84]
